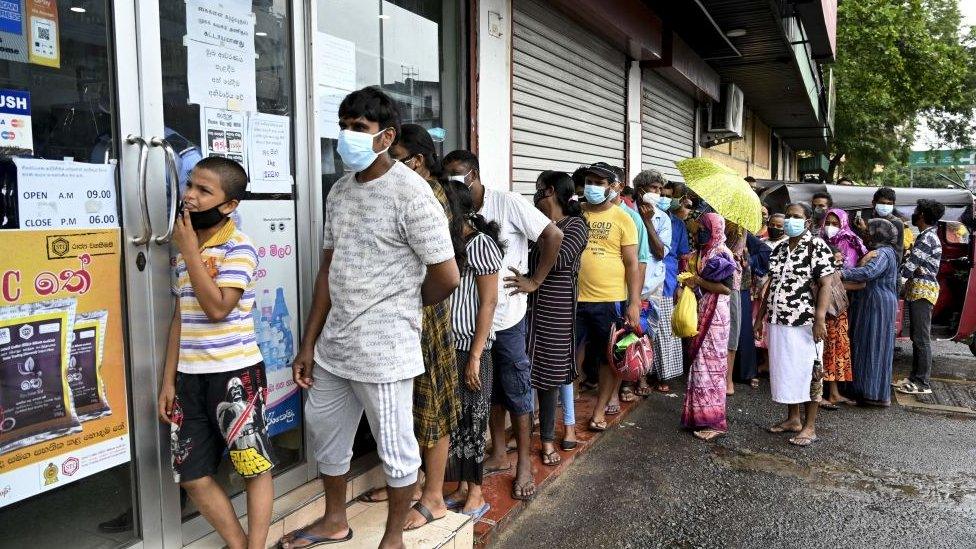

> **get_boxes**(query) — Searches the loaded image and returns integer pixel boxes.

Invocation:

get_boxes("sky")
[912,0,976,150]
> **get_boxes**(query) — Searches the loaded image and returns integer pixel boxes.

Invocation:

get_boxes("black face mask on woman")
[767,227,785,240]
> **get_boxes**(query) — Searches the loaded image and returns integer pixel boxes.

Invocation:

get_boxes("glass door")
[130,1,309,545]
[0,1,169,548]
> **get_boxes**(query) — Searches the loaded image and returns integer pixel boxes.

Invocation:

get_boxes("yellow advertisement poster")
[0,229,128,508]
[26,0,59,69]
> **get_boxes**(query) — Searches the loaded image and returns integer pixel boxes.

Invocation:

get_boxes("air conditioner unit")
[707,83,745,136]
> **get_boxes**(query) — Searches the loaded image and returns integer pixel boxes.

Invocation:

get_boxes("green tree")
[865,162,967,188]
[830,0,976,182]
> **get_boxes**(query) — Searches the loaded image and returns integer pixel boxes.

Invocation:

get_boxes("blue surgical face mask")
[584,184,609,204]
[657,196,672,211]
[784,217,807,237]
[337,128,390,172]
[875,203,894,217]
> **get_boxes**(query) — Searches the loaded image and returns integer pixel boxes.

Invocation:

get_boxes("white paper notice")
[248,113,290,188]
[187,40,257,111]
[14,158,118,229]
[315,33,356,140]
[316,86,348,140]
[315,33,356,91]
[185,0,253,52]
[201,107,247,170]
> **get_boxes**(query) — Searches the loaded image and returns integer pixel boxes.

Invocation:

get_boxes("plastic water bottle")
[271,287,294,366]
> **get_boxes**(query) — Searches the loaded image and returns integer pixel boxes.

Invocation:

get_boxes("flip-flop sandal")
[404,502,444,531]
[619,387,637,402]
[278,528,353,548]
[750,379,760,389]
[767,424,801,434]
[560,440,578,451]
[819,401,839,410]
[444,496,465,511]
[788,435,818,447]
[635,385,652,397]
[653,384,671,394]
[605,404,621,416]
[588,419,607,432]
[356,489,388,503]
[541,450,561,466]
[462,502,491,521]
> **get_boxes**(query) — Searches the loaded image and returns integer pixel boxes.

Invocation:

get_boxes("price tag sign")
[14,158,118,229]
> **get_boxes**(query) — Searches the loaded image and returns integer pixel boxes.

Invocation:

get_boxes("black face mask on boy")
[181,200,232,230]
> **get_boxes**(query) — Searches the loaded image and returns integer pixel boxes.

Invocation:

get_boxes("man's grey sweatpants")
[908,299,934,389]
[306,365,420,488]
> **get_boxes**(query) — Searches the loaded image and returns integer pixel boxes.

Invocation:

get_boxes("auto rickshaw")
[756,181,976,355]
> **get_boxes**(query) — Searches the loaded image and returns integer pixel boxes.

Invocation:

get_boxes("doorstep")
[467,387,649,547]
[185,462,473,549]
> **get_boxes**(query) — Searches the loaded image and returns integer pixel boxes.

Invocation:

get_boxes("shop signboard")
[0,228,129,508]
[0,0,28,64]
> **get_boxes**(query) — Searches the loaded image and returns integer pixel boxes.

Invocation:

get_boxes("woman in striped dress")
[513,171,588,465]
[445,181,504,519]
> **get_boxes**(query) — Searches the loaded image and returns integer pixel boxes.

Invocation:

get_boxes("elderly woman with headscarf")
[680,213,736,442]
[821,208,867,268]
[842,218,900,406]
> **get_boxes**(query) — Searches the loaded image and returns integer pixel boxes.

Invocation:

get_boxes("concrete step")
[185,464,472,549]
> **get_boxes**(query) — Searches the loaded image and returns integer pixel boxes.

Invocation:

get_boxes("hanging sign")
[0,228,129,509]
[247,113,290,193]
[0,0,28,63]
[26,0,58,68]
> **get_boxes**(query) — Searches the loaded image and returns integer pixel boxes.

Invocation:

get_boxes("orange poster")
[26,0,58,68]
[0,229,127,508]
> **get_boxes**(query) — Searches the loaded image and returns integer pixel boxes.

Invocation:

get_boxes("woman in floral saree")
[681,213,737,441]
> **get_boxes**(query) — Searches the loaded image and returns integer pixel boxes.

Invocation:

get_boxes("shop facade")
[0,1,832,548]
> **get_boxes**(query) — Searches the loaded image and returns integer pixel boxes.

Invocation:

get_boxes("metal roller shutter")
[641,70,696,181]
[512,0,627,196]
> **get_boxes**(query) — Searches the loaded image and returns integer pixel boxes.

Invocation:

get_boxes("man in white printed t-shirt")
[443,150,563,501]
[283,88,459,549]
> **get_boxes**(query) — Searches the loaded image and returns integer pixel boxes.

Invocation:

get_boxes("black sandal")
[560,439,578,451]
[541,450,561,466]
[404,502,444,531]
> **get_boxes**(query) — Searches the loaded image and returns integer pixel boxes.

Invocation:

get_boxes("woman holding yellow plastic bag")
[679,213,737,442]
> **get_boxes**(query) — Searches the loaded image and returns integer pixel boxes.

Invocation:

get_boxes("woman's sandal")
[750,378,760,389]
[605,403,621,415]
[588,419,608,432]
[788,435,818,447]
[560,439,578,451]
[654,383,671,394]
[635,384,653,397]
[619,386,637,402]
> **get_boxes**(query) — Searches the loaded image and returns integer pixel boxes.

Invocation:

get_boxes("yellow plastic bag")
[672,272,699,338]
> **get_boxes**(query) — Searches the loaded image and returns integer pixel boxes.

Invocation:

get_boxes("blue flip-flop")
[278,527,353,548]
[461,503,491,521]
[444,496,465,511]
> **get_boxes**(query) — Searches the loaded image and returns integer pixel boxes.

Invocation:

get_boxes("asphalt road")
[492,340,976,549]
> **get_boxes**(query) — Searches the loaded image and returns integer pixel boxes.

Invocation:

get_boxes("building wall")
[476,0,513,191]
[701,108,781,179]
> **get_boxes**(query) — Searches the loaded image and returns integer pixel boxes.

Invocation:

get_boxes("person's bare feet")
[768,419,803,433]
[511,457,535,500]
[789,428,818,447]
[279,516,350,549]
[483,453,511,474]
[726,380,735,396]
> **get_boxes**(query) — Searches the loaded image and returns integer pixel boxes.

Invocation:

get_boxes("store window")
[157,0,304,520]
[0,2,137,548]
[316,0,465,206]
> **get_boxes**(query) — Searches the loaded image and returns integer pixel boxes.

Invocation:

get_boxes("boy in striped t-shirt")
[157,157,274,549]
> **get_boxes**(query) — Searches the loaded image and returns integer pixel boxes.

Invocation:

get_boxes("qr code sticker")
[37,27,49,40]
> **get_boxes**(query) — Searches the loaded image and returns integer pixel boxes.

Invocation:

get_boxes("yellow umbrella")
[675,157,763,234]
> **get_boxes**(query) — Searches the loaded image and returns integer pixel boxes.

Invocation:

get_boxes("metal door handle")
[150,137,179,245]
[126,135,152,245]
